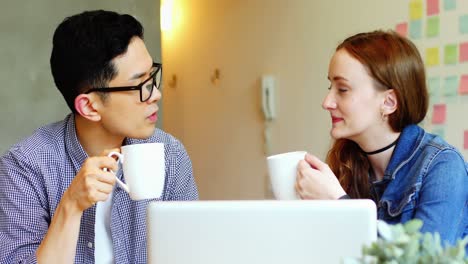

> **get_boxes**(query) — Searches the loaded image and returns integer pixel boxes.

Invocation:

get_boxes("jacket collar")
[384,124,425,179]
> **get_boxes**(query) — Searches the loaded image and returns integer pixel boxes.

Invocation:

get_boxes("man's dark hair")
[50,10,144,113]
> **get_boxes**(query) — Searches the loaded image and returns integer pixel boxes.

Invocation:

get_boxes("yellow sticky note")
[410,0,423,20]
[426,47,440,66]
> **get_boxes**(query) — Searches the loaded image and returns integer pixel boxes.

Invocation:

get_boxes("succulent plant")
[343,219,468,264]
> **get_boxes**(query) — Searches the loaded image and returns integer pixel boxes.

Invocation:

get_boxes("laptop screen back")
[147,200,377,264]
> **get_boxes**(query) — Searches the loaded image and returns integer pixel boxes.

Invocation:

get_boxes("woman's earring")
[381,110,387,122]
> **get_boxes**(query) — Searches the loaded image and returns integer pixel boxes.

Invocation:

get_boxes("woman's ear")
[74,94,101,122]
[382,89,398,115]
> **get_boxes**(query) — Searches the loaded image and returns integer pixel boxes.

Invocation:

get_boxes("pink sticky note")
[427,0,440,16]
[432,104,446,124]
[460,42,468,62]
[459,75,468,94]
[464,131,468,150]
[396,22,408,37]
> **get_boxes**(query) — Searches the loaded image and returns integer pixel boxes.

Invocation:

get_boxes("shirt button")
[88,242,93,249]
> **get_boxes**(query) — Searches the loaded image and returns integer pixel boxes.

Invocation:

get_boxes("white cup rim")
[121,142,163,149]
[267,151,307,160]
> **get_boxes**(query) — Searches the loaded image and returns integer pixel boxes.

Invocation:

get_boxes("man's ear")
[74,94,101,122]
[382,89,398,115]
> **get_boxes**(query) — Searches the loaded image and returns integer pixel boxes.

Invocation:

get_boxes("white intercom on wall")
[261,75,276,121]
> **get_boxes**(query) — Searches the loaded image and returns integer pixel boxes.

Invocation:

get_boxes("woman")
[295,30,467,245]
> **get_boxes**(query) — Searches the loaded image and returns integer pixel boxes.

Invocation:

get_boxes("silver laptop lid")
[147,200,377,264]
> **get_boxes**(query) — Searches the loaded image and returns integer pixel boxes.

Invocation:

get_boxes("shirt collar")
[64,114,89,174]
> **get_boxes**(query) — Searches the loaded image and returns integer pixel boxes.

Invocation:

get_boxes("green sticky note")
[428,77,441,103]
[460,15,468,34]
[443,76,459,98]
[444,0,456,10]
[410,19,423,39]
[426,16,440,37]
[444,44,458,64]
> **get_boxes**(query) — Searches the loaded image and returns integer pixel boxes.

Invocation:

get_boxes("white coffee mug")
[108,143,165,200]
[267,151,306,200]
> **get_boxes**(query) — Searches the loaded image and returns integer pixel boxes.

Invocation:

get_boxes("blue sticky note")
[428,77,441,103]
[443,76,459,99]
[410,19,423,39]
[443,0,456,11]
[460,15,468,34]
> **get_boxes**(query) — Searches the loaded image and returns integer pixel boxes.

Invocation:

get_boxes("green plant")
[343,219,468,264]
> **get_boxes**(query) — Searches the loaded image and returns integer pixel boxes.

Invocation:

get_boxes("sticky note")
[443,0,456,10]
[432,104,446,124]
[444,44,457,64]
[432,127,445,139]
[426,16,440,37]
[460,42,468,62]
[464,131,468,149]
[443,76,459,97]
[426,47,440,66]
[410,20,423,39]
[428,76,440,92]
[427,0,439,16]
[459,75,468,94]
[428,76,441,103]
[410,0,424,20]
[396,22,408,37]
[460,15,468,34]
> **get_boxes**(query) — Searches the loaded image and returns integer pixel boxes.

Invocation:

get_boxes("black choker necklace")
[363,137,399,155]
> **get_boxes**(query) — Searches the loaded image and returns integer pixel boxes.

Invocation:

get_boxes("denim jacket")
[374,124,468,245]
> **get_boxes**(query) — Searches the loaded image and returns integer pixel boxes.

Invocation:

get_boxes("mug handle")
[105,151,130,193]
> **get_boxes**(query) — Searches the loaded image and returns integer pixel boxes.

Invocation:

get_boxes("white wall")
[162,0,408,199]
[0,0,161,154]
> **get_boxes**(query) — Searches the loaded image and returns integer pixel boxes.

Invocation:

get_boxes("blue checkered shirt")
[0,114,198,263]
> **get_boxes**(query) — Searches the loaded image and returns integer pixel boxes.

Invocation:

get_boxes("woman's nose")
[322,92,336,110]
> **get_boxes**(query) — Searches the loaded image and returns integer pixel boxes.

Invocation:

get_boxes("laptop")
[147,200,377,264]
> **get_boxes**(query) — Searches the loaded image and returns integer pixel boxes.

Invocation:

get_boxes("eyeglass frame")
[84,62,162,102]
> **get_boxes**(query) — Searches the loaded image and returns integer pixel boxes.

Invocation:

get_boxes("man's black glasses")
[84,62,162,102]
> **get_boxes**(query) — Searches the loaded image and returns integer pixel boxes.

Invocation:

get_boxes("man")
[0,10,198,263]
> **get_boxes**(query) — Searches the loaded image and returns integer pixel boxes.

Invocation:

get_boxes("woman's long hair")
[326,30,428,198]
